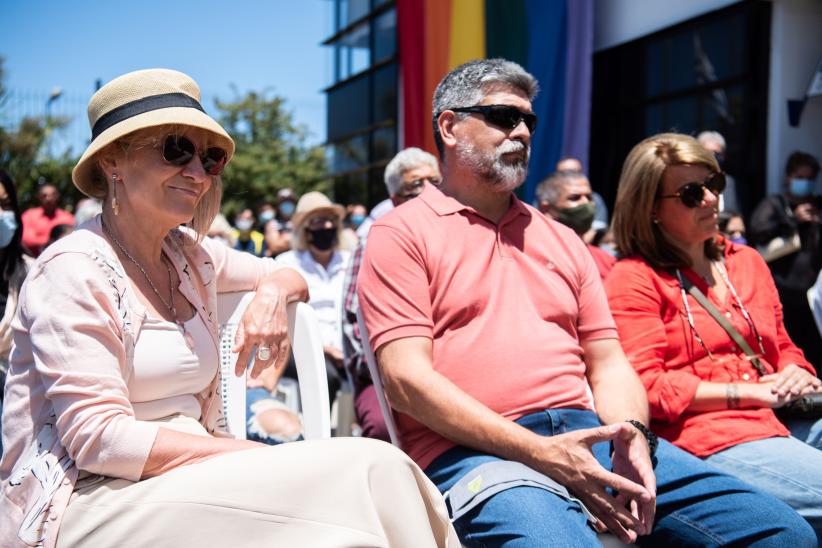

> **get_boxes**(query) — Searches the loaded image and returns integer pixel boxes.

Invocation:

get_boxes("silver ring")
[256,345,272,361]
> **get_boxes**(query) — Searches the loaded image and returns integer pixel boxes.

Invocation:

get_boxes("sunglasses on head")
[658,172,726,208]
[450,104,538,134]
[161,135,227,176]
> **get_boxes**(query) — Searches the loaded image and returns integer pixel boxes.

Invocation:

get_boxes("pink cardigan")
[0,216,282,547]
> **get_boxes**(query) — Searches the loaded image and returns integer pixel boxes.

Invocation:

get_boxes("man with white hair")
[357,58,813,546]
[341,147,441,441]
[697,130,740,213]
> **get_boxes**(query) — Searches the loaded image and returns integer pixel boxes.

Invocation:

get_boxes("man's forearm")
[378,338,547,468]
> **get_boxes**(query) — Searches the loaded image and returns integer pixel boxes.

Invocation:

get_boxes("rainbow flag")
[397,0,593,201]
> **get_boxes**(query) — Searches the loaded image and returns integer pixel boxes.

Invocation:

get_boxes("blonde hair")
[90,124,222,240]
[612,132,722,269]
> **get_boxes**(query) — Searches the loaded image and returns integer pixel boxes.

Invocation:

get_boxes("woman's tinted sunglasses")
[162,135,227,176]
[658,172,726,208]
[450,105,538,134]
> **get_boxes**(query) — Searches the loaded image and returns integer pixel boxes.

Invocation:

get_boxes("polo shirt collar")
[420,182,530,224]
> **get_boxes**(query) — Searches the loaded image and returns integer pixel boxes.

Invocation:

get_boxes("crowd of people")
[0,59,820,547]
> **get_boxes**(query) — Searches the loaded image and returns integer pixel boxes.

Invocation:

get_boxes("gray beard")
[456,139,529,192]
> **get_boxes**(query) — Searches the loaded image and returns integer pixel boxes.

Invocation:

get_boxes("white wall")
[767,0,822,194]
[594,0,740,51]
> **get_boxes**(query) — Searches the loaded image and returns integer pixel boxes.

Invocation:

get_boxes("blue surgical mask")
[279,201,296,217]
[730,236,747,246]
[789,178,815,197]
[258,210,275,224]
[350,213,366,228]
[0,210,17,248]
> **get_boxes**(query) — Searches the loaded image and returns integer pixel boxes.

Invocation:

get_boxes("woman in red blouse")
[605,133,822,535]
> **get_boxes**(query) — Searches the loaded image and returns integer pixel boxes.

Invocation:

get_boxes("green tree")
[0,56,79,209]
[215,90,328,217]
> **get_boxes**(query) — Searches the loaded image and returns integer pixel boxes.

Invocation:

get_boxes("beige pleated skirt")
[56,417,458,548]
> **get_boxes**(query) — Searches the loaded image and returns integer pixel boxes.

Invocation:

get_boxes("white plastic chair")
[218,291,331,440]
[808,270,822,337]
[356,308,627,546]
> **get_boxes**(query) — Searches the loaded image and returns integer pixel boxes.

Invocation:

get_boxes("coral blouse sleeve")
[20,253,160,481]
[357,224,434,352]
[605,262,702,423]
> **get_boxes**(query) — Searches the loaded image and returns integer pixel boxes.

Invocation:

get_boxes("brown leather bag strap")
[678,273,767,376]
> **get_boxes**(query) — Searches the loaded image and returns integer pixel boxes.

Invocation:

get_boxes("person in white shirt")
[275,192,351,404]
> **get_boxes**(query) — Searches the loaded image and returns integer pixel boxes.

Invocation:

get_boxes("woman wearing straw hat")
[0,69,457,548]
[275,192,350,406]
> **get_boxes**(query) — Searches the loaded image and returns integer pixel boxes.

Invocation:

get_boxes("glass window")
[334,170,368,206]
[339,0,371,29]
[372,63,398,124]
[373,9,397,63]
[335,22,370,82]
[331,134,369,174]
[371,126,397,162]
[327,76,369,141]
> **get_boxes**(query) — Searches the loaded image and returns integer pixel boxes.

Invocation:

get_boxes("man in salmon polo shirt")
[357,58,814,547]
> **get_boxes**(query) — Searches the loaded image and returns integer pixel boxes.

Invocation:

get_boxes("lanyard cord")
[714,260,768,358]
[675,269,714,360]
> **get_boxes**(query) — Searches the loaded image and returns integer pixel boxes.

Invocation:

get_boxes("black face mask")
[308,228,337,251]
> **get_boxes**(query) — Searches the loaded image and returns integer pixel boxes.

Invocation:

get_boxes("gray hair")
[431,59,539,158]
[696,131,726,150]
[383,147,440,196]
[535,170,587,204]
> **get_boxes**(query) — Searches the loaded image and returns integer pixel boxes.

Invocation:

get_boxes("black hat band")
[91,92,205,141]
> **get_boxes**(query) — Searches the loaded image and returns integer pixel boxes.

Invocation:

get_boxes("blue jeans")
[703,417,822,538]
[426,409,816,547]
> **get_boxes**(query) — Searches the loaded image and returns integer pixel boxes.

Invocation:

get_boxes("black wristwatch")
[626,420,658,458]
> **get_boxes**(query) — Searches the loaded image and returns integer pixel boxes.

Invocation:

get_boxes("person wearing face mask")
[275,192,351,405]
[749,151,822,372]
[0,170,31,446]
[232,208,265,256]
[536,170,615,279]
[276,188,298,232]
[718,210,747,246]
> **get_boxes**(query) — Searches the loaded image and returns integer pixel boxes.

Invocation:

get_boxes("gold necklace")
[102,219,195,349]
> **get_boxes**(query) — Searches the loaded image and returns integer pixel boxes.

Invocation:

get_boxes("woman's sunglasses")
[449,104,538,134]
[162,135,227,176]
[658,172,726,208]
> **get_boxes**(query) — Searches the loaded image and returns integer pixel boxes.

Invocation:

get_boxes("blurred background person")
[346,204,367,231]
[606,133,822,534]
[74,198,103,226]
[207,213,235,247]
[697,131,740,214]
[21,181,75,256]
[0,170,31,449]
[276,187,298,231]
[342,147,440,441]
[536,170,615,279]
[718,210,746,245]
[232,208,265,256]
[749,151,822,372]
[276,191,350,406]
[256,201,276,229]
[556,156,609,238]
[262,218,291,258]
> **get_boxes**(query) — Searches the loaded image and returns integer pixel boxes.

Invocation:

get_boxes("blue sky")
[2,0,332,152]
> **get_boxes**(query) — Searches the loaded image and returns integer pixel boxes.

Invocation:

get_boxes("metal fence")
[0,88,92,157]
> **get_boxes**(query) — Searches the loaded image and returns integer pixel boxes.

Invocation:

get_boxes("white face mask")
[0,210,17,249]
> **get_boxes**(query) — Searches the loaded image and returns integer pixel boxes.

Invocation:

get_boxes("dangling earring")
[111,174,120,216]
[653,218,660,225]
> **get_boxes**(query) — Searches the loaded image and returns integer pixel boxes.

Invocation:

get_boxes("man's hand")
[793,202,820,223]
[612,422,657,536]
[324,345,345,368]
[531,423,655,544]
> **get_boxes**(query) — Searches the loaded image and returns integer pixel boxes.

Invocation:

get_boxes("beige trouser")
[57,431,458,547]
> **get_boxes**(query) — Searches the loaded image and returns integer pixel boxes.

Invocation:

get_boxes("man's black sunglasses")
[162,135,228,176]
[450,105,537,134]
[658,172,726,208]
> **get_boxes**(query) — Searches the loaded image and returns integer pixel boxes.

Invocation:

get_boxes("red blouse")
[604,240,814,456]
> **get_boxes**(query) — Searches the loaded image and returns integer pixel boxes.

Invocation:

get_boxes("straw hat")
[291,192,345,229]
[72,68,235,198]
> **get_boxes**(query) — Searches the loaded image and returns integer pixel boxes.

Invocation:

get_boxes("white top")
[128,313,218,421]
[275,248,350,349]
